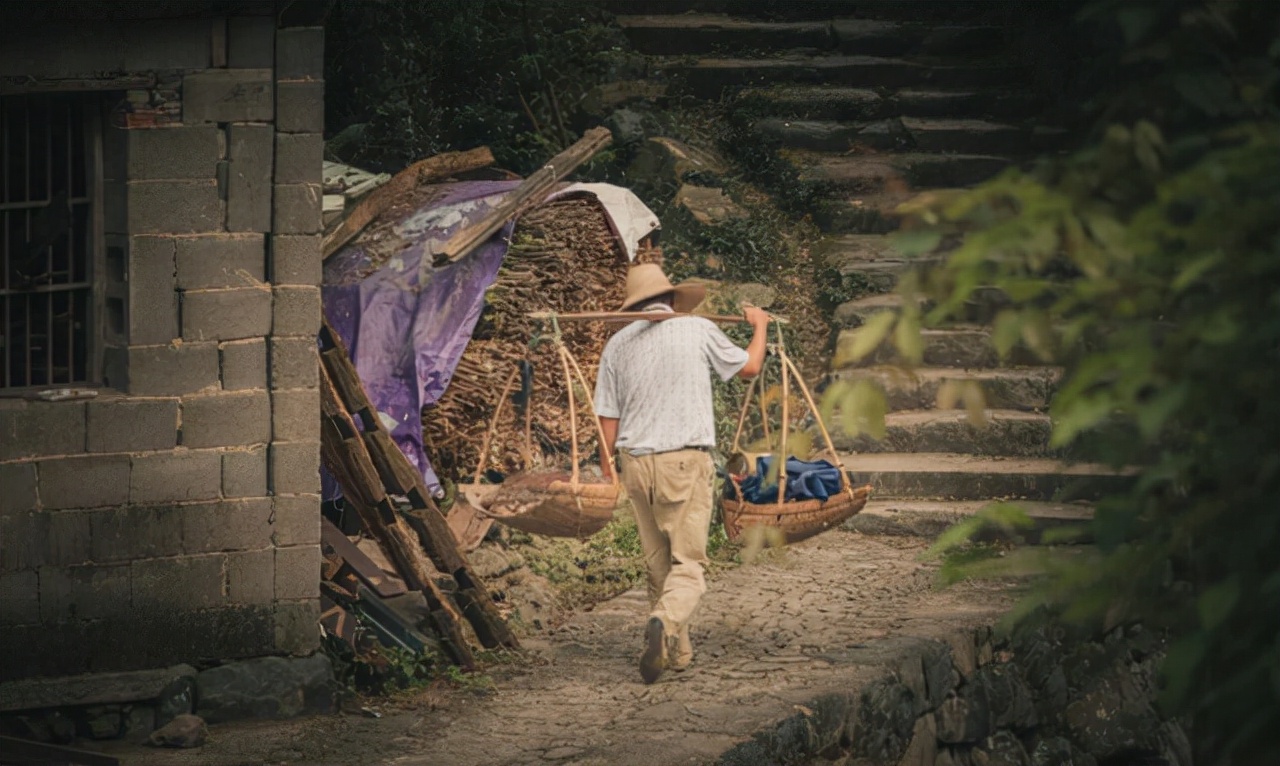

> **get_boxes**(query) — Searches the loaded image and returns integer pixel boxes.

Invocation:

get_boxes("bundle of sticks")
[424,195,648,481]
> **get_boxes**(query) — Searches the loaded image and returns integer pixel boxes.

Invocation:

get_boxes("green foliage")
[821,2,1280,760]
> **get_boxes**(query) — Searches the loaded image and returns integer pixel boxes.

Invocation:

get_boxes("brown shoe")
[639,616,667,684]
[670,626,693,672]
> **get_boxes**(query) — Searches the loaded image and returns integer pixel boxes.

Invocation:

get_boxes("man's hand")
[743,305,770,329]
[736,306,771,378]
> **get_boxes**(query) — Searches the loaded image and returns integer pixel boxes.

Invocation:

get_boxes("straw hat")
[619,263,706,313]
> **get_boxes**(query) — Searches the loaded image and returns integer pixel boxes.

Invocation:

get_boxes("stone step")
[841,452,1132,502]
[758,116,1026,155]
[833,288,1012,328]
[604,1,1000,23]
[815,234,935,293]
[657,55,1031,99]
[833,19,1006,56]
[845,499,1095,543]
[829,366,1062,413]
[791,151,1012,194]
[846,325,1013,369]
[616,14,835,55]
[737,85,1042,122]
[830,409,1055,457]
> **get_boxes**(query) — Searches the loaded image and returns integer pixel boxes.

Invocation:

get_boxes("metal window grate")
[1,93,93,389]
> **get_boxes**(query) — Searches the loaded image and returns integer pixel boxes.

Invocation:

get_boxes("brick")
[125,236,178,345]
[122,342,220,397]
[130,451,221,505]
[38,455,130,510]
[131,554,225,611]
[182,69,273,124]
[272,183,322,235]
[86,398,179,453]
[0,570,40,626]
[271,494,320,547]
[273,132,322,185]
[274,599,320,655]
[0,508,48,570]
[269,233,321,286]
[0,400,86,461]
[126,127,220,180]
[223,447,268,498]
[183,498,274,554]
[181,287,273,342]
[270,337,319,390]
[89,505,184,563]
[269,441,320,494]
[271,389,320,442]
[276,27,324,81]
[228,548,274,605]
[272,285,321,337]
[181,390,270,449]
[127,181,223,234]
[274,545,320,601]
[219,338,268,391]
[46,510,92,567]
[37,564,131,623]
[228,16,275,69]
[0,462,38,513]
[275,80,323,134]
[226,124,273,233]
[175,234,265,289]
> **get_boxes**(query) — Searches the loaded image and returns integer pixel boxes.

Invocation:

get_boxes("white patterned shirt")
[593,304,749,455]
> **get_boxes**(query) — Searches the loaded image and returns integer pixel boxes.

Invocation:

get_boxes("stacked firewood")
[424,195,642,481]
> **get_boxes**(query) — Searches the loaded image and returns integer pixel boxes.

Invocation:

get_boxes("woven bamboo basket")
[720,334,871,544]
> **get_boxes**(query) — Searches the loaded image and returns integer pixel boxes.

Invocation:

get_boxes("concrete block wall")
[0,14,326,682]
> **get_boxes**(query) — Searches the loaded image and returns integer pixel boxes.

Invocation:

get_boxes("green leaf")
[888,229,943,257]
[1171,251,1223,293]
[833,311,896,367]
[893,309,924,366]
[1197,577,1240,630]
[992,310,1024,359]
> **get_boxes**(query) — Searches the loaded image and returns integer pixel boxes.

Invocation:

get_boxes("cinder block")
[275,27,324,81]
[126,236,179,345]
[0,571,40,626]
[273,132,322,185]
[0,463,38,514]
[181,390,271,449]
[37,564,131,623]
[270,337,319,390]
[269,441,320,494]
[275,80,323,134]
[37,455,130,510]
[274,599,320,655]
[0,401,86,461]
[89,505,184,563]
[219,338,268,391]
[228,16,275,69]
[226,124,274,233]
[0,508,47,570]
[181,287,273,342]
[274,545,320,601]
[223,447,268,498]
[131,554,226,611]
[127,181,223,234]
[123,342,220,397]
[126,127,220,180]
[269,234,322,286]
[271,494,320,547]
[183,498,274,554]
[175,234,265,289]
[228,548,274,606]
[182,69,273,124]
[46,511,92,567]
[270,389,320,443]
[130,450,222,504]
[86,398,179,453]
[272,183,322,235]
[272,285,321,337]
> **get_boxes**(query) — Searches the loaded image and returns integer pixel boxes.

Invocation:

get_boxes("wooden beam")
[432,127,613,266]
[527,310,788,325]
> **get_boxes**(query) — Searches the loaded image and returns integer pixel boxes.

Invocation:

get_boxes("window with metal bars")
[1,93,96,389]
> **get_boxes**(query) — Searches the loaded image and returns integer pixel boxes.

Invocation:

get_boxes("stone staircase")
[614,3,1116,539]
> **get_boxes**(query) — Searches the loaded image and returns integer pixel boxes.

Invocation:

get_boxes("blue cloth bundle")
[736,456,847,504]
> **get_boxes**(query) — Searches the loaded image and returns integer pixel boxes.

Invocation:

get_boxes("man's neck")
[638,302,675,313]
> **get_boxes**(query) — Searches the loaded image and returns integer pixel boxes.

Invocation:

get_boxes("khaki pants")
[618,449,714,634]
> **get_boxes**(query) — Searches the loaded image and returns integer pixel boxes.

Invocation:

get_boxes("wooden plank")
[322,146,496,260]
[321,518,408,599]
[433,127,613,266]
[363,429,422,496]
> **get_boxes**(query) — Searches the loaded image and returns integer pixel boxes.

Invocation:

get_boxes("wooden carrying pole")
[432,127,613,266]
[527,310,788,325]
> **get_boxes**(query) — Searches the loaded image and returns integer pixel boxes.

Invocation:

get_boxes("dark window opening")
[1,93,95,389]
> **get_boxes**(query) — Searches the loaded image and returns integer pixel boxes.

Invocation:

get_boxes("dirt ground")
[87,531,1014,766]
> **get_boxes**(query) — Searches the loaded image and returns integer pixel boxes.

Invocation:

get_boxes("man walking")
[594,263,769,684]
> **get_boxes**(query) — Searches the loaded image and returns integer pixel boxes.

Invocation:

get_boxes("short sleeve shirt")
[593,304,749,454]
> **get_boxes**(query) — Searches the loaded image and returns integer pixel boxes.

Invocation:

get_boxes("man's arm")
[599,416,619,480]
[736,306,771,379]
